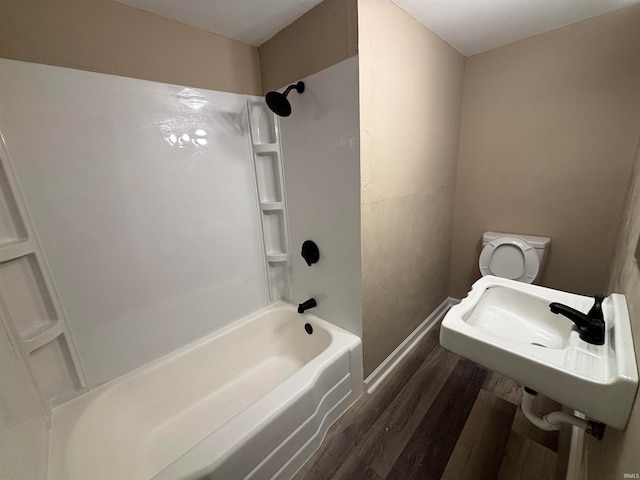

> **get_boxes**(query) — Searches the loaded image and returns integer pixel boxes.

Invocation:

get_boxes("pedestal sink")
[440,275,638,429]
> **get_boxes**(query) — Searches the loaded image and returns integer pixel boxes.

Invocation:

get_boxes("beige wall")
[450,5,640,299]
[586,138,640,478]
[359,0,465,376]
[0,0,261,95]
[259,0,357,92]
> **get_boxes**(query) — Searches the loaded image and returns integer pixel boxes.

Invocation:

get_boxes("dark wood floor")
[293,326,566,480]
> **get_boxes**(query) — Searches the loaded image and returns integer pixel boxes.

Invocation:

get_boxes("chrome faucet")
[549,294,605,345]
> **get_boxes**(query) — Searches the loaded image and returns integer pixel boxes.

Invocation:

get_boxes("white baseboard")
[363,297,459,394]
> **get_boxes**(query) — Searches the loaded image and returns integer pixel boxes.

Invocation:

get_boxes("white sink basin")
[440,275,638,429]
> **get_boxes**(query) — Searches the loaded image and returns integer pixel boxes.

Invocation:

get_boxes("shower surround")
[0,59,269,387]
[0,57,361,479]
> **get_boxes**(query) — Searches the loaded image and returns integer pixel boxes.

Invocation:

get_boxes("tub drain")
[304,323,313,335]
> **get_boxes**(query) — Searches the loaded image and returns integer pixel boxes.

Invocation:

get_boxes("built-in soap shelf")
[248,102,277,145]
[266,253,289,263]
[0,159,28,246]
[0,238,35,263]
[254,143,279,154]
[246,98,292,302]
[260,201,284,212]
[0,253,58,341]
[0,144,85,418]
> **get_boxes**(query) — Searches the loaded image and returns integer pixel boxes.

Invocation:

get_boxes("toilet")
[479,231,551,284]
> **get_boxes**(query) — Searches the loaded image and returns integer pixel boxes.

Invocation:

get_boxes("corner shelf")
[246,98,292,302]
[0,139,86,421]
[260,202,284,212]
[254,143,279,154]
[0,239,35,263]
[266,253,289,263]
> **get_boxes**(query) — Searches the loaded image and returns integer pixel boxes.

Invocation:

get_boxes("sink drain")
[530,342,548,348]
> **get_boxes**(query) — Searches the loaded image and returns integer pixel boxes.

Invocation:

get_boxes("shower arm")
[282,81,305,97]
[282,84,297,97]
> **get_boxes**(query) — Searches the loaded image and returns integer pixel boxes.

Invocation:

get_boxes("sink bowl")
[440,275,638,429]
[466,286,574,349]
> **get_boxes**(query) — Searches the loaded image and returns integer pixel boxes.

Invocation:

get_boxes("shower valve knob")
[301,240,320,266]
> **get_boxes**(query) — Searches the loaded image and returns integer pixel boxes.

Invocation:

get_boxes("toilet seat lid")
[479,235,539,283]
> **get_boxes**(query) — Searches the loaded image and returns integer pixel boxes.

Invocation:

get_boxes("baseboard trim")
[364,297,459,394]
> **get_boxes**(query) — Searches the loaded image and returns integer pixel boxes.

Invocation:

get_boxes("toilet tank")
[482,231,551,265]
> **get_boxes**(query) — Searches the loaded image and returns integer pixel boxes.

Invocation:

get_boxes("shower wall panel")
[0,320,48,480]
[279,57,362,337]
[0,59,269,387]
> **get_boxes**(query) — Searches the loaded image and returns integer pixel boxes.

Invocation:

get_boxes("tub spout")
[298,298,317,314]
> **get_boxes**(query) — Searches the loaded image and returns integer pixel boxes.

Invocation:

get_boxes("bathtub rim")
[47,301,363,480]
[153,331,361,480]
[51,301,352,408]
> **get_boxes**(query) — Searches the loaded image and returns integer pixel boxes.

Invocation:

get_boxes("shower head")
[265,81,305,117]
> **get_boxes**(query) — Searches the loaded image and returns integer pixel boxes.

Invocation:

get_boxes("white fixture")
[440,275,639,430]
[479,231,550,284]
[278,57,362,337]
[0,135,86,416]
[48,302,362,480]
[0,59,269,387]
[246,97,293,302]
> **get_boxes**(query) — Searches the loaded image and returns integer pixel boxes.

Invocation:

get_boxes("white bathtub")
[48,302,363,480]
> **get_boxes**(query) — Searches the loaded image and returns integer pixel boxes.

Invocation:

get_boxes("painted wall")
[280,57,361,337]
[0,60,269,387]
[0,0,261,95]
[586,138,640,478]
[450,5,640,298]
[259,0,358,93]
[359,0,465,376]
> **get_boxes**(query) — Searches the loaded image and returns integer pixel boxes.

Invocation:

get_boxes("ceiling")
[114,0,637,53]
[114,0,325,46]
[391,0,638,56]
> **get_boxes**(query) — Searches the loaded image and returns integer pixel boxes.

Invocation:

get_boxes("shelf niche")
[29,334,82,407]
[0,254,58,342]
[246,99,292,302]
[249,102,276,145]
[255,152,282,204]
[0,160,28,247]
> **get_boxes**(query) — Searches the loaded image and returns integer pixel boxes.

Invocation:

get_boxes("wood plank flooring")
[293,325,564,480]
